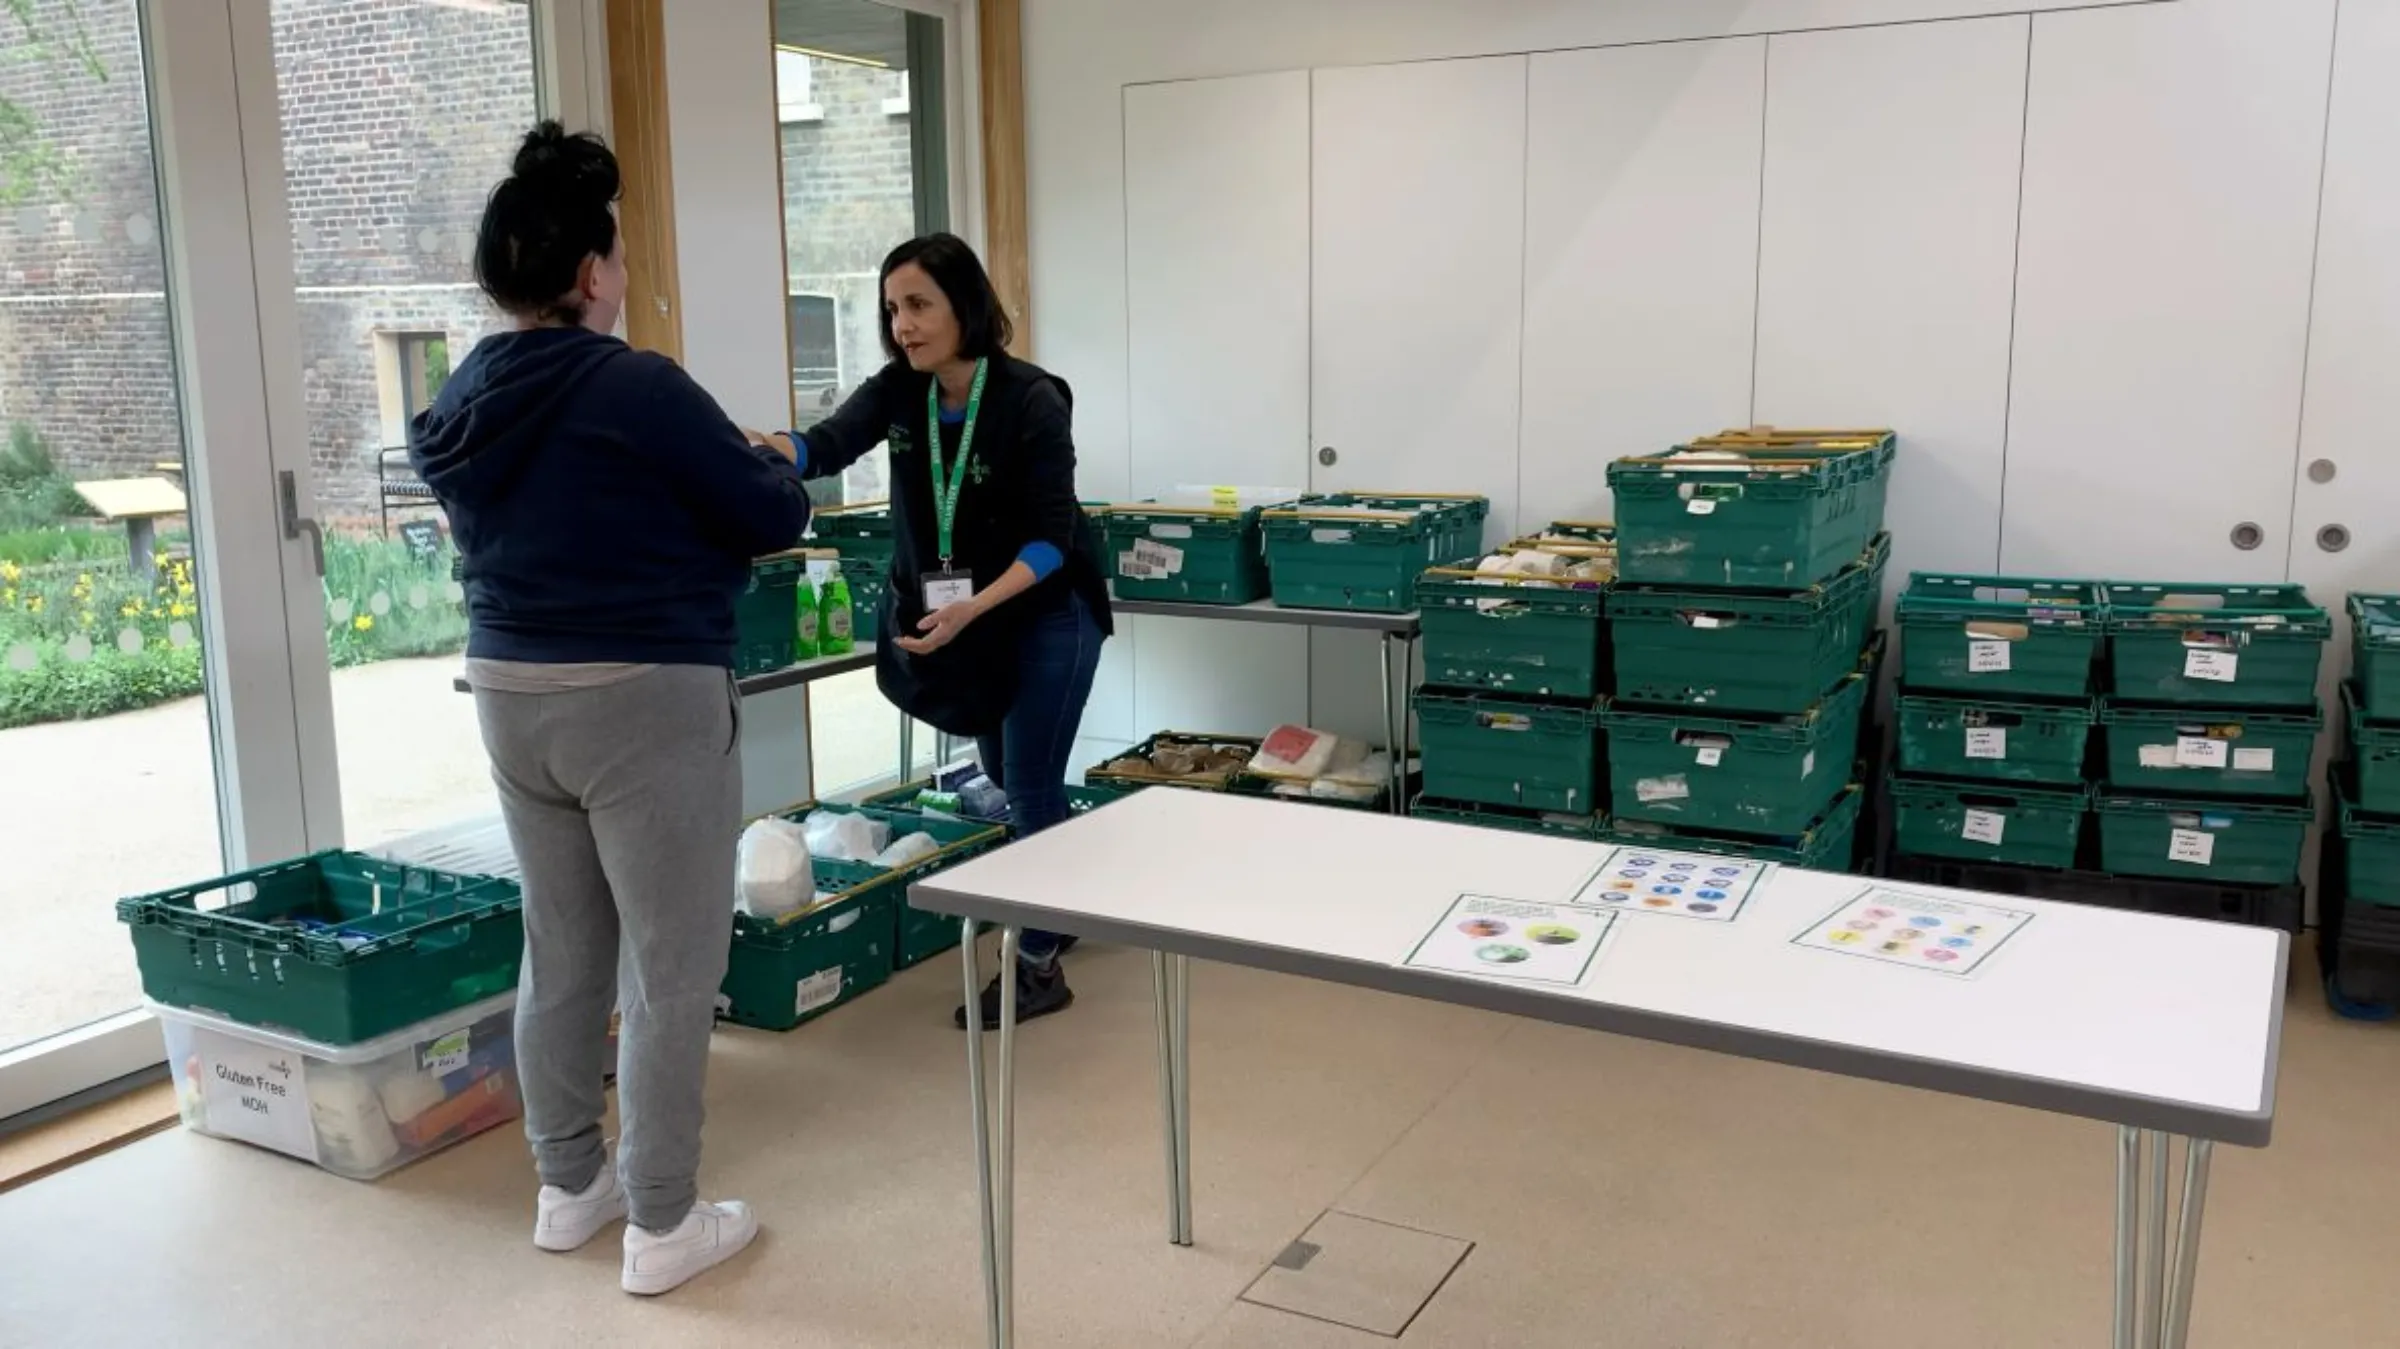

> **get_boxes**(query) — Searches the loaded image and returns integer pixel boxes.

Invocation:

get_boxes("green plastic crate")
[860,779,1126,831]
[1086,732,1262,793]
[2095,792,2311,885]
[117,853,521,1044]
[1604,782,1865,871]
[1605,673,1866,835]
[1419,555,1609,700]
[1415,690,1603,813]
[1889,777,2088,869]
[2351,595,2400,722]
[2347,681,2400,814]
[1409,795,1610,841]
[733,557,804,676]
[1536,519,1616,546]
[1686,428,1898,538]
[2337,783,2400,909]
[1607,435,1891,588]
[1609,535,1889,713]
[1262,494,1488,612]
[2102,582,2329,708]
[1895,693,2094,786]
[2099,701,2320,799]
[1102,501,1273,604]
[811,500,894,563]
[1896,573,2103,698]
[844,806,1009,969]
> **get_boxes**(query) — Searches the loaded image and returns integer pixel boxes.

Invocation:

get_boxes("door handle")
[279,469,325,577]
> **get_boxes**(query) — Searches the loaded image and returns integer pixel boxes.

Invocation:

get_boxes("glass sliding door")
[0,0,232,1085]
[266,0,541,850]
[771,0,953,794]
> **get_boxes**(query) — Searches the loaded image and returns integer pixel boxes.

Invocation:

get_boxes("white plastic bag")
[1251,724,1345,780]
[873,832,942,869]
[802,810,888,864]
[737,817,816,918]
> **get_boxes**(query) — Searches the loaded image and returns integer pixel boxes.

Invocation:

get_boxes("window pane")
[773,0,946,796]
[0,0,228,1056]
[271,0,537,849]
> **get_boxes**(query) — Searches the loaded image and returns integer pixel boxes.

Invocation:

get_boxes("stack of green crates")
[2092,583,2326,886]
[1595,429,1893,871]
[2327,595,2400,1004]
[1411,530,1613,834]
[1889,574,2104,870]
[732,554,806,676]
[811,501,892,641]
[718,803,1005,1031]
[1261,493,1488,612]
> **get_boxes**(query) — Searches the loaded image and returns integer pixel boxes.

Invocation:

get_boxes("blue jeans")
[977,592,1104,965]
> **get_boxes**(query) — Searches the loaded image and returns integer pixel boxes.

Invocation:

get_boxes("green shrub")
[0,424,91,532]
[0,642,203,730]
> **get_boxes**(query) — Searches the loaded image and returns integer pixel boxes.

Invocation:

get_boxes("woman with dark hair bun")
[755,233,1113,1030]
[409,120,805,1296]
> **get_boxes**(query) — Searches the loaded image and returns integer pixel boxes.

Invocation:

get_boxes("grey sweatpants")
[474,664,742,1233]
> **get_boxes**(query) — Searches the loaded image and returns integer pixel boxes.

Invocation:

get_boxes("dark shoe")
[954,960,1074,1030]
[1052,935,1080,955]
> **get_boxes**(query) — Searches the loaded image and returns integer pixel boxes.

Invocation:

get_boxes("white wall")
[1029,0,2400,759]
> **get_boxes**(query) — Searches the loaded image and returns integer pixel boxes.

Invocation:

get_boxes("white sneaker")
[621,1200,759,1296]
[534,1167,628,1252]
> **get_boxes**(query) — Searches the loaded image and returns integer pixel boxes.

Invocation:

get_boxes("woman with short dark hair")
[758,233,1112,1028]
[411,121,806,1295]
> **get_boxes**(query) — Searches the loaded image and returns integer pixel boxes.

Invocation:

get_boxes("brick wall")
[0,0,534,515]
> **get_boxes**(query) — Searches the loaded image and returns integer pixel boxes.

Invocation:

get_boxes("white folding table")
[910,788,2286,1349]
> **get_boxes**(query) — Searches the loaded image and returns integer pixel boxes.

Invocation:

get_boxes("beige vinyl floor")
[2,937,2396,1349]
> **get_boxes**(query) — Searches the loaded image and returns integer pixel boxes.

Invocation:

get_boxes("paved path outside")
[0,657,905,1054]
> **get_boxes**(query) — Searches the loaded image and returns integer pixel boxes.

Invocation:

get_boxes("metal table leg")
[900,715,917,786]
[1151,952,1186,1245]
[2141,1130,2169,1347]
[2114,1126,2140,1349]
[961,921,1002,1348]
[1380,633,1407,815]
[995,926,1020,1345]
[2161,1139,2214,1349]
[1170,953,1193,1246]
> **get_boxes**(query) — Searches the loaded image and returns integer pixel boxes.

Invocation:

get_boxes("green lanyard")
[928,357,989,567]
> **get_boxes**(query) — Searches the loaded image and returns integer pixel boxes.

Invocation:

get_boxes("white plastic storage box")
[154,991,521,1181]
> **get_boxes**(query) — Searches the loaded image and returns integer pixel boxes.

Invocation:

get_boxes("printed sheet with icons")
[1791,886,2035,978]
[1402,894,1618,988]
[1568,847,1773,922]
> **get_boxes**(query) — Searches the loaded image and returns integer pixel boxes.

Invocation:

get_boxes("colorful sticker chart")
[1403,894,1617,989]
[1791,885,2035,979]
[1569,847,1773,923]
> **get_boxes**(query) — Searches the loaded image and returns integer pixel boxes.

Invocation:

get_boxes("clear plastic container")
[153,991,520,1181]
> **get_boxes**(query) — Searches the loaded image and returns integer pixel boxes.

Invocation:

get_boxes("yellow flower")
[77,611,92,627]
[176,580,194,598]
[168,601,190,619]
[1,588,13,607]
[120,601,142,618]
[0,560,18,583]
[26,595,42,613]
[352,614,374,632]
[76,573,90,587]
[153,551,169,569]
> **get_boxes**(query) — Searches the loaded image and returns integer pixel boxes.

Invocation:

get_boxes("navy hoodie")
[409,327,811,668]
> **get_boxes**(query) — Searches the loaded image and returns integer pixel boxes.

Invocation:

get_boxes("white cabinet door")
[1123,71,1316,737]
[1754,16,2029,591]
[2001,0,2337,579]
[1310,56,1528,541]
[1520,38,1765,529]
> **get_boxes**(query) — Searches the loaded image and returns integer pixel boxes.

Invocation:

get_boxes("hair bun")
[512,120,617,198]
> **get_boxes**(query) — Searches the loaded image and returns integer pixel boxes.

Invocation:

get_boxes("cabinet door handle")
[279,470,325,577]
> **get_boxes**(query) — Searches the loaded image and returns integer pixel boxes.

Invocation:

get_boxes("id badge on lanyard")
[924,358,989,614]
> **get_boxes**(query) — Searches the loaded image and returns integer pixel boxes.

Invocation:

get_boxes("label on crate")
[1402,893,1616,987]
[795,968,845,1018]
[1571,848,1772,923]
[1634,775,1691,803]
[1965,728,2008,760]
[1967,639,2012,673]
[1961,809,2007,846]
[2168,828,2217,866]
[1686,499,1718,516]
[2183,649,2239,683]
[2139,744,2178,769]
[418,1030,472,1076]
[1695,746,1724,767]
[1310,528,1354,544]
[1689,614,1725,630]
[1131,538,1185,576]
[1118,551,1159,580]
[1802,751,1817,779]
[2233,747,2276,772]
[2174,736,2230,769]
[1791,885,2035,979]
[183,1025,317,1162]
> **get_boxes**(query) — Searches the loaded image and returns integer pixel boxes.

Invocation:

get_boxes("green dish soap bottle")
[793,565,821,662]
[819,564,855,655]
